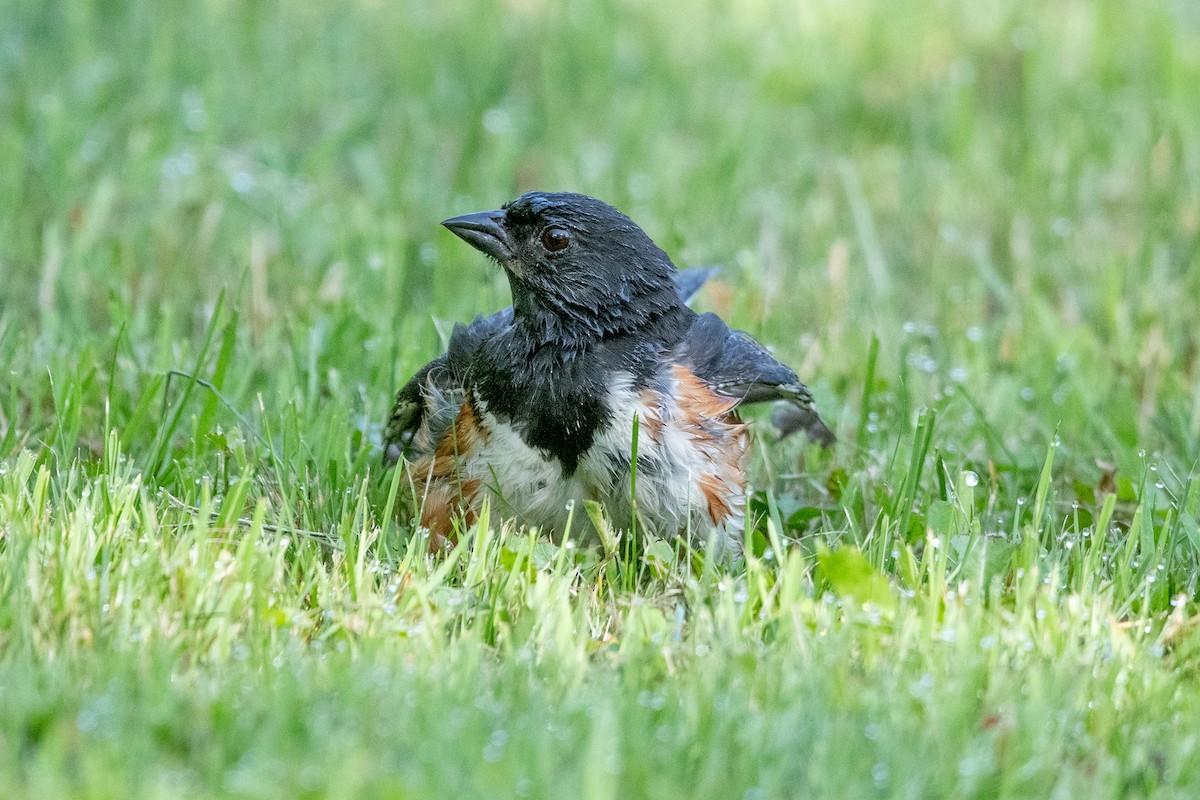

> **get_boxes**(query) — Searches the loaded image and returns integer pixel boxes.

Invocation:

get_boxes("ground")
[2,0,1200,797]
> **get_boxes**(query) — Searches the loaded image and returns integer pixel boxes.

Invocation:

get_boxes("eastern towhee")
[385,192,833,554]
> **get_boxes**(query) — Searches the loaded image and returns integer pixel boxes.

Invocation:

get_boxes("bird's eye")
[540,227,571,253]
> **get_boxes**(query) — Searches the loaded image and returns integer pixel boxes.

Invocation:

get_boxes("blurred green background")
[4,0,1198,472]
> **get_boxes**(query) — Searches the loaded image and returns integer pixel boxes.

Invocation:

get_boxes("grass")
[2,0,1200,796]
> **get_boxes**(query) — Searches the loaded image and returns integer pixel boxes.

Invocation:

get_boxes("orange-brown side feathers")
[671,365,740,419]
[637,387,667,444]
[697,473,734,525]
[410,400,487,553]
[671,365,748,529]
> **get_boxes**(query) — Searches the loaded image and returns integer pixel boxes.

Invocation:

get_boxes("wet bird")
[385,192,833,554]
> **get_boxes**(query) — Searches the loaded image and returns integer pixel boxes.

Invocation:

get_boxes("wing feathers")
[384,266,834,462]
[682,313,834,446]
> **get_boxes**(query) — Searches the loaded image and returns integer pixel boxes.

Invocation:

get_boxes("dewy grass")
[2,0,1200,796]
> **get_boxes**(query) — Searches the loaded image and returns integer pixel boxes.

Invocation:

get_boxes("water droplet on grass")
[482,729,508,763]
[482,108,511,135]
[77,710,98,733]
[637,691,666,710]
[230,171,253,194]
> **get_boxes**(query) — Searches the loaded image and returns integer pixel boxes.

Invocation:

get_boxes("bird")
[384,191,833,555]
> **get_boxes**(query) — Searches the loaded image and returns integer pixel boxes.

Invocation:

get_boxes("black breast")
[469,293,697,475]
[471,328,685,476]
[470,339,610,476]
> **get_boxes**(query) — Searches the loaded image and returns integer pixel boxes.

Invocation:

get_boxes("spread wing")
[682,312,835,446]
[383,266,720,464]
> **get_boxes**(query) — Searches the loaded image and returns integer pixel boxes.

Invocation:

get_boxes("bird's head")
[441,192,686,343]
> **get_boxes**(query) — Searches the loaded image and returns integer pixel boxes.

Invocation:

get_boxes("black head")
[442,192,688,343]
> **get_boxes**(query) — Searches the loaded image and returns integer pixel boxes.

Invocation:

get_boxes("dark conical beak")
[441,210,513,262]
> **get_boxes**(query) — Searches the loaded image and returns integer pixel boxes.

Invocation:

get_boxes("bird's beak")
[441,210,514,263]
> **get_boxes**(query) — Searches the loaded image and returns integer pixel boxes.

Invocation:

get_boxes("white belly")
[463,373,746,552]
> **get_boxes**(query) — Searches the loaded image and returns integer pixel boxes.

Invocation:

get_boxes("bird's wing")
[383,267,720,464]
[382,309,511,465]
[681,312,835,446]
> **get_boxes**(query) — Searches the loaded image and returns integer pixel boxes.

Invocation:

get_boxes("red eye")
[540,227,570,253]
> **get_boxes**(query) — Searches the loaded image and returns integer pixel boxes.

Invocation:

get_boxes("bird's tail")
[772,403,836,447]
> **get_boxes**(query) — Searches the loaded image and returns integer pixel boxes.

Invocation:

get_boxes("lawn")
[2,0,1200,797]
